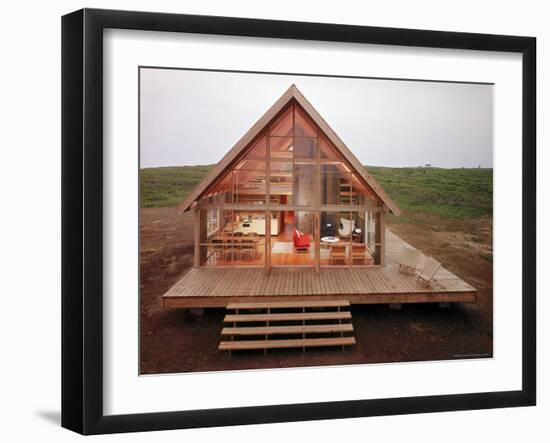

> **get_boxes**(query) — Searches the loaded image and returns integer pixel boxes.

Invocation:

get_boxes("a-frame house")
[164,85,477,311]
[177,84,401,272]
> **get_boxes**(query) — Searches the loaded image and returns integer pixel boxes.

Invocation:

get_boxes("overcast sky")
[140,68,493,169]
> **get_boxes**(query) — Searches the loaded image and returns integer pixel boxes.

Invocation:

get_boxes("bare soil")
[140,208,492,374]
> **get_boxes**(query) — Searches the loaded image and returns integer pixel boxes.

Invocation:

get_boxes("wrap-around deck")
[163,230,476,308]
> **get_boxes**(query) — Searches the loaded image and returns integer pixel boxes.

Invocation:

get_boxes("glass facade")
[194,101,384,268]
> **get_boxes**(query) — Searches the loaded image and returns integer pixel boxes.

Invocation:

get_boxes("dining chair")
[329,244,347,265]
[351,243,366,265]
[239,238,256,261]
[211,238,225,262]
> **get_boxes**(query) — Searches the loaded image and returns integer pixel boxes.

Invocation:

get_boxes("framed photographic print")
[61,8,536,435]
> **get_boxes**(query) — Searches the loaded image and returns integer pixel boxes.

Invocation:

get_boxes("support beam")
[315,212,320,274]
[265,211,271,274]
[315,132,321,274]
[196,202,382,212]
[194,208,200,267]
[265,129,271,275]
[380,210,386,266]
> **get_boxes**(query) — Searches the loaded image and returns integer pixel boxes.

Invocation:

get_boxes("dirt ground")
[140,207,493,374]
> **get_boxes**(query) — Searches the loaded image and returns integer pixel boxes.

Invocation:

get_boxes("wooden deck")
[163,230,476,308]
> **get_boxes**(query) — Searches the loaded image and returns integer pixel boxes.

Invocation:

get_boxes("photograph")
[0,0,543,439]
[139,67,494,374]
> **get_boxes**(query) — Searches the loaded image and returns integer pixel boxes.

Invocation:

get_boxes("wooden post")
[265,130,271,275]
[315,212,320,274]
[265,211,271,274]
[194,207,200,267]
[380,210,386,266]
[194,208,208,267]
[315,130,321,274]
[348,172,353,269]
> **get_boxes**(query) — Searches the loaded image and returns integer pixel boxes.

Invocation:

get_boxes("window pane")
[351,173,377,206]
[235,135,266,171]
[320,211,351,266]
[294,106,317,137]
[293,136,317,161]
[206,209,220,236]
[233,169,266,204]
[350,212,374,266]
[321,164,352,205]
[270,136,293,204]
[269,175,292,204]
[319,135,343,161]
[202,210,266,267]
[207,172,233,202]
[270,105,293,136]
[363,211,381,265]
[270,136,293,164]
[293,164,317,206]
[295,211,316,267]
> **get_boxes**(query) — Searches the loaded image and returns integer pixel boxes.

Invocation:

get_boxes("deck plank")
[221,324,354,335]
[219,337,356,350]
[227,300,349,309]
[162,230,477,307]
[224,311,352,322]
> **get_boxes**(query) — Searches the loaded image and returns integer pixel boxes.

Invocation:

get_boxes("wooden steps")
[219,300,356,353]
[224,311,352,323]
[222,324,354,336]
[220,337,356,351]
[226,300,350,309]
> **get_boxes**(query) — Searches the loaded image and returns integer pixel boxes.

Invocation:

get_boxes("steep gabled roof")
[177,84,401,216]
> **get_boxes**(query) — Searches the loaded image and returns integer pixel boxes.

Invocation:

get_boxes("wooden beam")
[196,203,382,212]
[380,211,386,266]
[315,212,320,274]
[315,133,321,274]
[194,208,200,268]
[176,85,401,216]
[163,291,477,309]
[265,130,271,275]
[227,300,350,309]
[265,215,271,274]
[176,87,297,213]
[291,87,401,216]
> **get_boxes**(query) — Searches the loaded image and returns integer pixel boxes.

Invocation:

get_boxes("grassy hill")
[368,166,492,219]
[140,165,492,220]
[140,165,214,208]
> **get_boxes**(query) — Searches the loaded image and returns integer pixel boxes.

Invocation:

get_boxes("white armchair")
[338,218,355,237]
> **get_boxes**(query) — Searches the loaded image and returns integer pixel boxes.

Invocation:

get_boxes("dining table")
[213,235,261,259]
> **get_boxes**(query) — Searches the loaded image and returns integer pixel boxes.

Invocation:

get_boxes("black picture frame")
[61,8,536,435]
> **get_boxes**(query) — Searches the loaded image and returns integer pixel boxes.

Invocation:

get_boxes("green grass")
[140,165,214,208]
[368,166,492,219]
[140,165,493,220]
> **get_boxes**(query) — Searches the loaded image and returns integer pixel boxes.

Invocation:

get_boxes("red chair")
[293,228,310,252]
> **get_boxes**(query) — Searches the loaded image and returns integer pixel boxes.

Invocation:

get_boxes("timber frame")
[177,85,401,216]
[180,86,399,272]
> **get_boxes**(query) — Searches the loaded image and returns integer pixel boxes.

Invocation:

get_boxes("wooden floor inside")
[163,230,477,308]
